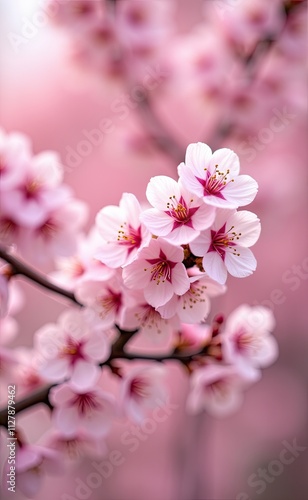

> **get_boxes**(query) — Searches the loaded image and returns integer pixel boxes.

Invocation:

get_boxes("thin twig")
[0,246,82,307]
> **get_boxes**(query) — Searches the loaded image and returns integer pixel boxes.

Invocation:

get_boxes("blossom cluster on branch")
[0,132,278,497]
[1,0,306,496]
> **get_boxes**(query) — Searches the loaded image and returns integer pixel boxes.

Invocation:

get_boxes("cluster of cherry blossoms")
[0,128,87,264]
[0,131,279,497]
[46,0,306,152]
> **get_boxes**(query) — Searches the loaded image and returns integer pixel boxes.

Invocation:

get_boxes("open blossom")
[44,430,108,462]
[190,208,261,284]
[20,199,88,264]
[49,382,116,438]
[123,238,190,308]
[96,193,151,268]
[120,365,167,423]
[35,308,110,390]
[158,273,226,323]
[75,273,131,329]
[0,151,68,228]
[140,176,215,245]
[178,142,258,209]
[13,444,63,498]
[187,362,260,417]
[221,305,278,370]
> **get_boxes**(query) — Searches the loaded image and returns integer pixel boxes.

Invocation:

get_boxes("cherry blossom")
[35,308,110,389]
[49,382,116,438]
[13,444,63,498]
[158,273,226,323]
[140,176,216,244]
[221,305,278,370]
[190,208,261,284]
[96,193,151,268]
[123,238,190,308]
[0,151,68,228]
[120,365,167,423]
[0,129,31,192]
[121,294,180,340]
[178,142,258,209]
[20,199,88,264]
[44,430,108,462]
[187,362,260,417]
[52,227,113,289]
[75,273,131,329]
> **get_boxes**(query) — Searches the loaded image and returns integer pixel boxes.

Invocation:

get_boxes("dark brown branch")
[0,245,82,307]
[0,341,206,427]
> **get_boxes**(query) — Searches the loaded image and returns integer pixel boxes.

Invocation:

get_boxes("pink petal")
[71,360,100,391]
[83,331,110,362]
[171,263,190,296]
[227,210,261,247]
[49,383,75,407]
[122,259,151,289]
[55,406,79,436]
[144,280,174,308]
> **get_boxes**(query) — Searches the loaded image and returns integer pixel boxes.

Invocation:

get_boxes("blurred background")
[0,0,307,499]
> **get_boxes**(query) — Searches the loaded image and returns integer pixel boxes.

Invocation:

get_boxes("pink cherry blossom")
[221,305,278,370]
[0,129,31,191]
[49,382,116,438]
[120,365,167,423]
[20,199,88,264]
[13,443,63,498]
[0,151,68,228]
[44,429,108,461]
[123,238,190,308]
[96,193,151,268]
[35,308,110,389]
[140,176,216,244]
[121,290,180,340]
[116,0,173,56]
[75,273,130,329]
[52,227,113,289]
[187,362,260,417]
[158,273,226,323]
[190,208,261,284]
[173,323,212,353]
[178,142,258,209]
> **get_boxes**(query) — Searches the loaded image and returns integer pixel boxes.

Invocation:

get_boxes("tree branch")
[0,246,82,307]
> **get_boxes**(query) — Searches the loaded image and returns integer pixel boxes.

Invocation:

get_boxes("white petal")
[95,242,129,268]
[146,176,181,210]
[185,142,212,176]
[95,205,123,241]
[178,163,204,198]
[140,209,174,236]
[191,203,216,231]
[119,193,141,229]
[223,175,258,207]
[189,230,212,257]
[202,252,228,284]
[227,210,261,247]
[225,247,257,278]
[164,224,198,245]
[209,148,240,176]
